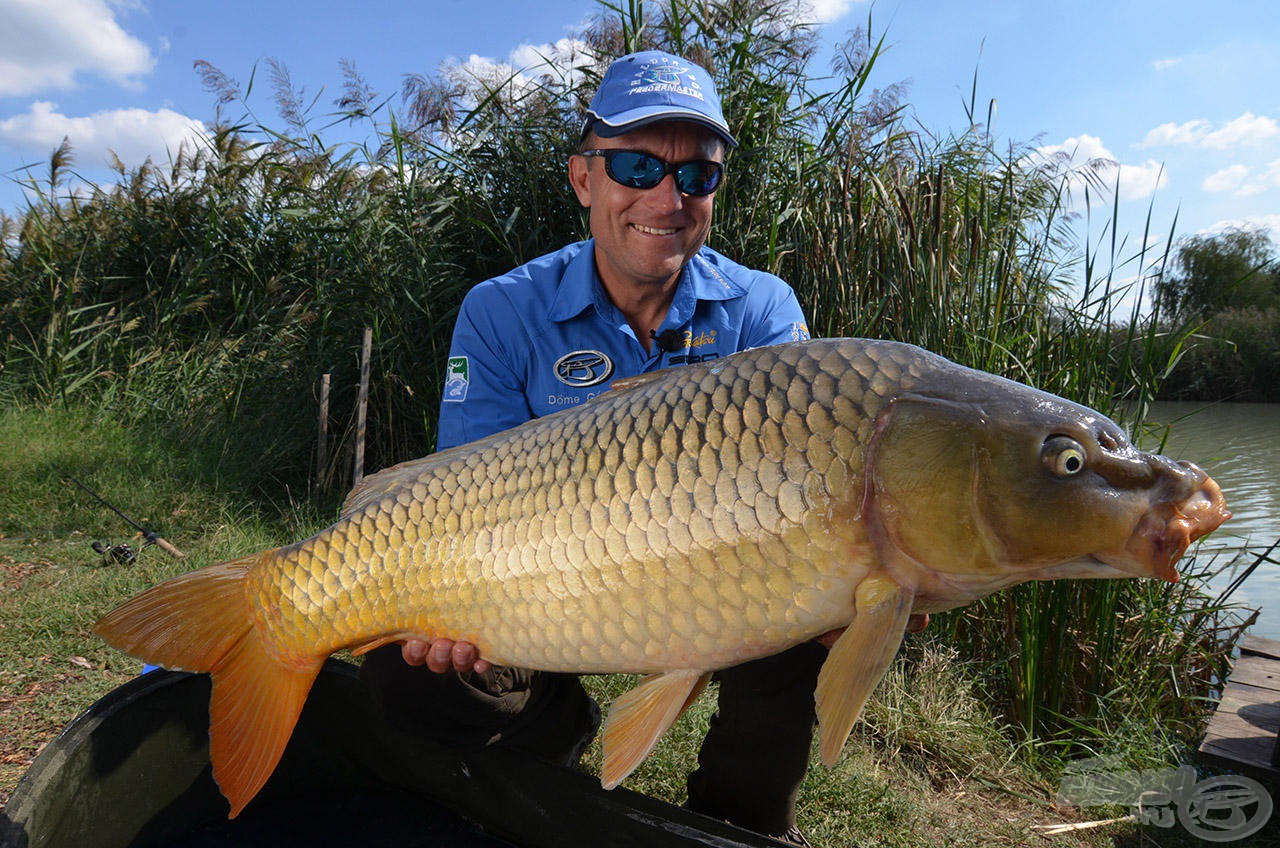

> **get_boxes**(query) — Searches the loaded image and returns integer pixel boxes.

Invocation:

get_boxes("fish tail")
[94,551,323,818]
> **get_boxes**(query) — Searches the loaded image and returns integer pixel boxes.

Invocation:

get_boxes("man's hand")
[402,638,492,675]
[816,613,929,648]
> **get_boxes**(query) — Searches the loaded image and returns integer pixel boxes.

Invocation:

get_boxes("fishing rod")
[56,467,186,561]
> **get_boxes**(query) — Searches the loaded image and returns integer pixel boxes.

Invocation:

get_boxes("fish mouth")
[1095,463,1231,583]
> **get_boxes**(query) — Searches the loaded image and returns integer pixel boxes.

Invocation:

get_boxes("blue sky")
[2,0,1278,297]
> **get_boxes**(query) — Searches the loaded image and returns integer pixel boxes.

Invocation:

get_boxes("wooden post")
[315,372,330,496]
[353,328,372,486]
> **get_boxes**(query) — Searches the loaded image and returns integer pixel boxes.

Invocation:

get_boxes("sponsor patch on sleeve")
[791,322,810,341]
[443,356,469,402]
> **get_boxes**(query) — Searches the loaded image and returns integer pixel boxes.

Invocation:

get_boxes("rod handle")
[154,536,186,559]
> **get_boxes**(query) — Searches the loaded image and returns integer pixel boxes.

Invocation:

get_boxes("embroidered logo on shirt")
[554,350,615,387]
[791,322,810,342]
[443,356,469,402]
[684,329,717,349]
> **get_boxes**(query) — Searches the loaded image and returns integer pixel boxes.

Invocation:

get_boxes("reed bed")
[0,0,1250,776]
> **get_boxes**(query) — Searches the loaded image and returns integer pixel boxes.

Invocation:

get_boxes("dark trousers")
[359,641,827,836]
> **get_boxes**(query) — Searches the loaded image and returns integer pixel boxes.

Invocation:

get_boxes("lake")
[1142,402,1280,639]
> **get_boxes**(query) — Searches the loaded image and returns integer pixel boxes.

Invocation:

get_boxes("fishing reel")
[91,540,142,566]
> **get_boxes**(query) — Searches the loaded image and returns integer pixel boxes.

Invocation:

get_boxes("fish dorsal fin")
[609,371,668,393]
[339,432,509,519]
[599,670,710,789]
[815,576,912,766]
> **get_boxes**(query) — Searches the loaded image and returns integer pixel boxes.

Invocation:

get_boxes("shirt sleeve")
[436,284,534,451]
[740,275,811,349]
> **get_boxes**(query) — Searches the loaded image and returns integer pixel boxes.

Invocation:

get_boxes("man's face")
[568,122,723,294]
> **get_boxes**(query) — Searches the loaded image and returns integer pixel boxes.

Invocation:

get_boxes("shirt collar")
[547,240,601,322]
[547,242,748,324]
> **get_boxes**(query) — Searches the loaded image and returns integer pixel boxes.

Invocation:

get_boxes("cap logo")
[554,350,615,387]
[629,57,705,102]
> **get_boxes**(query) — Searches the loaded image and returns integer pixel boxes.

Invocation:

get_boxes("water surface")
[1142,402,1280,639]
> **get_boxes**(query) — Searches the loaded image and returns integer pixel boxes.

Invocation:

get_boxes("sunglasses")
[579,149,725,197]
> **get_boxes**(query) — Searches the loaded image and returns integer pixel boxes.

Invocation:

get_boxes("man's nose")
[647,173,684,213]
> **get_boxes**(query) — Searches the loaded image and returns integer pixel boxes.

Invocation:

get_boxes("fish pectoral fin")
[600,670,710,790]
[815,576,912,766]
[349,631,432,657]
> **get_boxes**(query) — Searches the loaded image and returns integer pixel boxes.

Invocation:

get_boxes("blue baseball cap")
[583,50,737,148]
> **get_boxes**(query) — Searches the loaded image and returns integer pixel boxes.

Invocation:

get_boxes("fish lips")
[1093,464,1231,583]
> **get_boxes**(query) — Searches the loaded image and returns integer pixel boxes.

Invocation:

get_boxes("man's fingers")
[401,637,490,674]
[451,641,477,672]
[449,641,493,674]
[401,639,429,666]
[427,639,456,673]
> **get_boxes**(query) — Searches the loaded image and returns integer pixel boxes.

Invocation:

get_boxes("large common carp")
[96,338,1230,817]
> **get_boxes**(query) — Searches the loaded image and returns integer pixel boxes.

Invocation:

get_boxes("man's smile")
[630,223,680,236]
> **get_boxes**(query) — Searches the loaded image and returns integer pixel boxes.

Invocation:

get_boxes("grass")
[0,404,329,805]
[1,404,1270,847]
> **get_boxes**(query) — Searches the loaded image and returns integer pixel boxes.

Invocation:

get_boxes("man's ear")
[568,154,592,208]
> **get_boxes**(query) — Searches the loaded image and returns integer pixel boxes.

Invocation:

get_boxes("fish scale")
[96,337,1231,816]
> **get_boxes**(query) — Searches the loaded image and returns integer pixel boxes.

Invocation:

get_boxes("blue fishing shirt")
[437,239,810,450]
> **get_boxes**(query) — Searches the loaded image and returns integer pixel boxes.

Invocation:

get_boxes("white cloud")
[1201,215,1280,241]
[509,37,599,90]
[442,38,602,112]
[0,0,155,95]
[787,0,863,24]
[1138,119,1210,148]
[0,101,207,170]
[445,54,533,96]
[1197,160,1280,197]
[1202,164,1249,193]
[1237,159,1280,196]
[1201,112,1279,150]
[1116,159,1167,201]
[1152,57,1183,71]
[510,38,595,75]
[1138,112,1278,150]
[1035,134,1166,205]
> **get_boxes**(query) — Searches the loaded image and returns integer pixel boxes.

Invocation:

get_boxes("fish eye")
[1043,436,1087,477]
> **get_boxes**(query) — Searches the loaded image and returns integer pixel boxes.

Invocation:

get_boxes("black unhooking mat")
[1,661,791,848]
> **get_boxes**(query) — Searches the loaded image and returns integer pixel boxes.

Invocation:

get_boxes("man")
[361,50,920,846]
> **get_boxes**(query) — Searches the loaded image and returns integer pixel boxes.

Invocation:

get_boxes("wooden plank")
[1199,728,1280,779]
[1241,634,1280,660]
[1229,654,1280,691]
[1209,684,1280,738]
[1199,639,1280,776]
[1205,703,1279,746]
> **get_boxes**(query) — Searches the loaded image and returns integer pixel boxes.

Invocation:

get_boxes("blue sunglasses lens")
[673,161,722,195]
[608,151,665,187]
